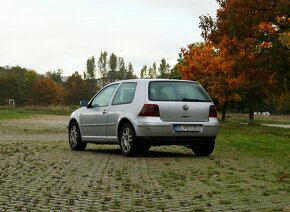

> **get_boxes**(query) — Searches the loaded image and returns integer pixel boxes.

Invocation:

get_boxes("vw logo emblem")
[183,104,189,111]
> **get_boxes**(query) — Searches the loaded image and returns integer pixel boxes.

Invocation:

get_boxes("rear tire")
[69,122,87,151]
[119,123,138,156]
[191,140,215,156]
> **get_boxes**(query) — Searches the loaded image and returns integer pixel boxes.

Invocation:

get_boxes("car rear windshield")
[148,81,212,102]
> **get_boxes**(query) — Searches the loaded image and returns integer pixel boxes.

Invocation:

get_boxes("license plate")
[173,124,202,132]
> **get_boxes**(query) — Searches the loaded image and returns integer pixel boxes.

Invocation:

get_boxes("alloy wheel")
[69,125,78,148]
[121,127,132,153]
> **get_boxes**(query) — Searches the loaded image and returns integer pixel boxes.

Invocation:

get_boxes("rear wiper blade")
[182,98,206,102]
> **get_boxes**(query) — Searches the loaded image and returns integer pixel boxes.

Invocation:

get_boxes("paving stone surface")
[0,116,289,211]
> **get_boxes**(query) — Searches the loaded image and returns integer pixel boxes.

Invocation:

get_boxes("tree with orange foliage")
[178,41,240,121]
[32,77,64,106]
[199,0,289,124]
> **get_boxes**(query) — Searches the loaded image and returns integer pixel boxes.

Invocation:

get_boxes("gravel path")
[261,124,290,129]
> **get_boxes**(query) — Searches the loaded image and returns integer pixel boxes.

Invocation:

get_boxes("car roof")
[111,79,198,84]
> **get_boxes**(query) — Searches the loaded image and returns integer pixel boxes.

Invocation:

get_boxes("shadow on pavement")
[85,147,197,158]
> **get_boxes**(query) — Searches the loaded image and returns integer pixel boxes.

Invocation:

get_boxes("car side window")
[112,82,137,105]
[91,84,119,107]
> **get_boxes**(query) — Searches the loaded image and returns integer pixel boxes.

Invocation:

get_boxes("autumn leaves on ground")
[0,110,289,211]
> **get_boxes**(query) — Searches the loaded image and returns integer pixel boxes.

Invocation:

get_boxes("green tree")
[0,66,30,105]
[140,65,147,78]
[170,65,182,79]
[46,69,63,84]
[118,57,126,80]
[148,62,157,78]
[86,56,96,94]
[158,59,171,78]
[86,56,96,80]
[108,53,118,82]
[0,72,18,105]
[97,51,108,86]
[23,70,39,105]
[126,63,137,79]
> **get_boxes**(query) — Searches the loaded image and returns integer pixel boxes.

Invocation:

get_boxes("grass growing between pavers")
[0,113,289,211]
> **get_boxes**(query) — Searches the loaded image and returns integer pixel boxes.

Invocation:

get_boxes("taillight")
[209,105,217,118]
[138,104,160,117]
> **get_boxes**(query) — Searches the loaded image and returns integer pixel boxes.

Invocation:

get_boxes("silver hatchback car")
[68,79,219,156]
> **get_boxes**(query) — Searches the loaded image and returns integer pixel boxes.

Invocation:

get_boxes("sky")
[0,0,219,77]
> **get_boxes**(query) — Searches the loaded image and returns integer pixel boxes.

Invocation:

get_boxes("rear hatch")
[148,81,212,122]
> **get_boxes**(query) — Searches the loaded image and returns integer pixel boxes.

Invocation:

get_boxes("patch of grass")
[0,108,32,119]
[111,199,121,209]
[193,207,205,212]
[217,117,290,165]
[133,199,143,206]
[254,115,290,125]
[0,105,78,119]
[219,199,232,205]
[159,171,186,187]
[223,113,290,125]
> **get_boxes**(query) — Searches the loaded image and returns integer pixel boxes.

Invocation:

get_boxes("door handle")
[102,110,107,114]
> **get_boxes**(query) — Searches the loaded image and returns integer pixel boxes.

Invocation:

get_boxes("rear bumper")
[135,119,219,144]
[137,136,216,146]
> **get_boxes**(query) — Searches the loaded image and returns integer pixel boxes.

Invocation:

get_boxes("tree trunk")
[248,93,254,125]
[221,103,227,122]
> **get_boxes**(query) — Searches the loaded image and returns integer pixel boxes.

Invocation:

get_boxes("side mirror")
[80,100,89,107]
